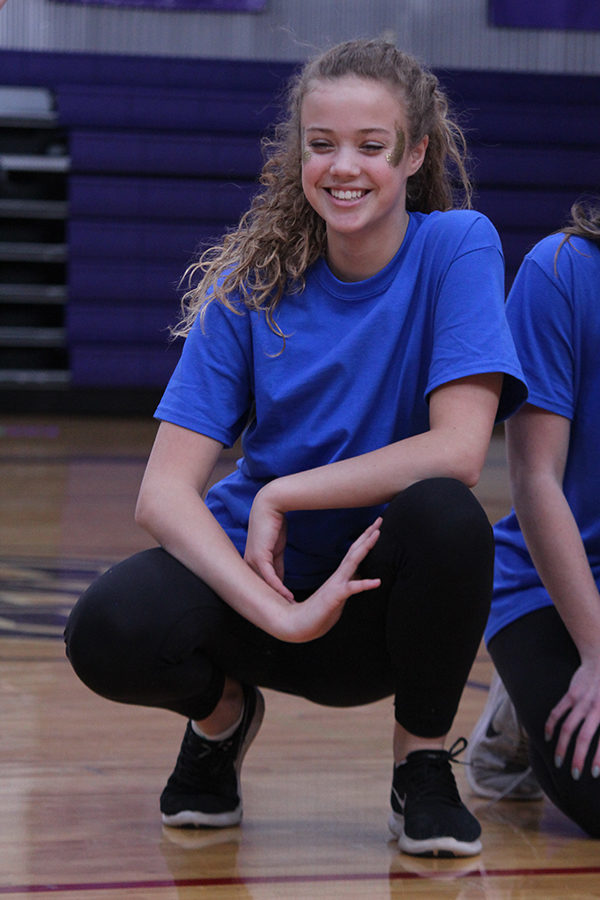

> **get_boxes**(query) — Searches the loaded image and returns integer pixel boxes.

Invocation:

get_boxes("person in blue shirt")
[467,199,600,838]
[65,38,526,858]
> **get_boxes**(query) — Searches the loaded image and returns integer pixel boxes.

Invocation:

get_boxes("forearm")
[258,374,501,514]
[513,472,600,659]
[261,429,483,514]
[136,479,294,638]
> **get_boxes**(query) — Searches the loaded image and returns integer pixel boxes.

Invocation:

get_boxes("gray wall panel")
[1,0,600,73]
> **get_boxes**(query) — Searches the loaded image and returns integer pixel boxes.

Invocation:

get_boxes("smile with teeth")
[329,188,367,201]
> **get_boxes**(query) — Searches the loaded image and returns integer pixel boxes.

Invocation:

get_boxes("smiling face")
[300,75,428,280]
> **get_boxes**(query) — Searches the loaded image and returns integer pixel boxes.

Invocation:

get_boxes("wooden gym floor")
[1,415,599,899]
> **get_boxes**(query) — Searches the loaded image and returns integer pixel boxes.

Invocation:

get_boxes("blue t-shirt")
[156,209,526,588]
[486,232,600,644]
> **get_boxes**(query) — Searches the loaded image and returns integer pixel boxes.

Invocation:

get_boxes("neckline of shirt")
[314,213,419,301]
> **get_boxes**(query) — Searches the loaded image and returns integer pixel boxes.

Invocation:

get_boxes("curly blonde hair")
[173,39,472,339]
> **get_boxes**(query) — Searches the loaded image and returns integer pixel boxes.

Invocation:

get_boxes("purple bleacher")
[0,48,295,90]
[68,259,184,304]
[56,84,279,132]
[68,175,255,219]
[66,303,176,341]
[67,220,217,261]
[459,101,600,145]
[441,66,600,104]
[69,131,262,176]
[69,343,182,387]
[473,146,599,187]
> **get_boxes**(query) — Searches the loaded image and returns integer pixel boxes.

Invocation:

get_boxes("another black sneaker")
[160,684,265,828]
[389,738,482,857]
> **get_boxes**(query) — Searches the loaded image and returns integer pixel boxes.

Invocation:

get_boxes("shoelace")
[447,736,468,763]
[174,728,236,786]
[404,737,469,804]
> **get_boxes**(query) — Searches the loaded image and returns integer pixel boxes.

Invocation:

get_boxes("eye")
[308,139,333,153]
[362,142,385,153]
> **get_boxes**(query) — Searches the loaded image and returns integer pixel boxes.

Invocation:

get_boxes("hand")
[277,518,382,643]
[245,484,294,601]
[545,656,600,779]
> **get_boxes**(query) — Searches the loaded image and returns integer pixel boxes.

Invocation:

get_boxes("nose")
[329,147,361,178]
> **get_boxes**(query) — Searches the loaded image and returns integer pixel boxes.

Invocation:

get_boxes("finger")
[571,714,600,779]
[553,706,584,770]
[343,521,381,564]
[348,517,382,546]
[347,577,381,595]
[545,695,572,742]
[246,554,294,602]
[273,551,287,586]
[592,742,600,780]
[362,517,383,537]
[336,544,378,582]
[262,565,294,602]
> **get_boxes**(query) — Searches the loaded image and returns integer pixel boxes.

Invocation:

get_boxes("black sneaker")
[389,738,482,857]
[160,684,264,828]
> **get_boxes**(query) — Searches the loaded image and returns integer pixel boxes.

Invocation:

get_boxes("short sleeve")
[506,251,574,420]
[155,301,254,447]
[426,214,528,421]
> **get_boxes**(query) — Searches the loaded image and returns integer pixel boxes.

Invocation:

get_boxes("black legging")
[65,478,493,739]
[489,607,600,837]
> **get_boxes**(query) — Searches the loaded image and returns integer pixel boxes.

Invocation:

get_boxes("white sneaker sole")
[388,811,482,858]
[162,806,242,828]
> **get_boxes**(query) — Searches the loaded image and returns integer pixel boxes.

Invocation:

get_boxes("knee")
[542,775,600,838]
[577,809,600,839]
[530,748,600,838]
[385,478,493,563]
[64,550,165,699]
[64,567,131,697]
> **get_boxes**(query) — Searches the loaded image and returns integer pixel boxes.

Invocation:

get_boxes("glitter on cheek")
[302,149,312,163]
[386,127,406,167]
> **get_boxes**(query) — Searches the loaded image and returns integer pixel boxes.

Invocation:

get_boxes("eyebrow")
[304,126,392,136]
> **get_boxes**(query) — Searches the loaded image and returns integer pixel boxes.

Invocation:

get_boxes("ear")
[407,135,429,176]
